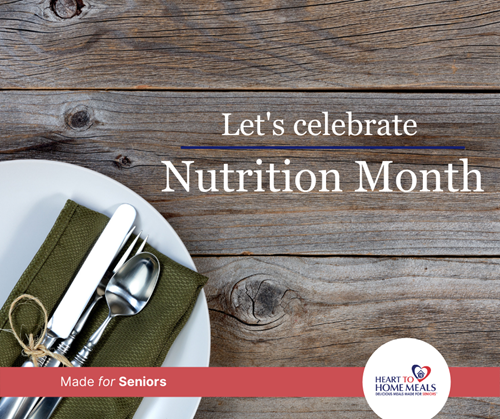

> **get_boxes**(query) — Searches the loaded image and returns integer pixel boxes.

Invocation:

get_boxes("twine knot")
[8,294,73,367]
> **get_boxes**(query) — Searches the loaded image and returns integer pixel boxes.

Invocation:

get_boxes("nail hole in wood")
[51,0,85,19]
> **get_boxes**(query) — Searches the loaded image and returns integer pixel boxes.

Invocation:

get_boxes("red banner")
[0,367,497,397]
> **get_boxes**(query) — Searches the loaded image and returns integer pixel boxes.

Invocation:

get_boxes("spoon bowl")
[106,252,160,316]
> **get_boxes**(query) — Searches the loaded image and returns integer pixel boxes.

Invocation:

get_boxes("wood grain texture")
[1,0,500,89]
[193,255,500,418]
[195,397,500,419]
[197,256,500,367]
[1,91,500,255]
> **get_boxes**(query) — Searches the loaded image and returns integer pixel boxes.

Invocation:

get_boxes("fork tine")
[113,230,142,273]
[135,235,148,255]
[115,226,136,258]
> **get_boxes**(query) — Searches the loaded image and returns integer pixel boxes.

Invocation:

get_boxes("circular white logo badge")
[363,338,450,419]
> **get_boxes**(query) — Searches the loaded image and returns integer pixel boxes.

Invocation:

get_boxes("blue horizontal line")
[181,146,465,150]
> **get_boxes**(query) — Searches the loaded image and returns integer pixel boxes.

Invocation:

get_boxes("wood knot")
[230,275,298,326]
[51,0,85,19]
[114,155,132,169]
[65,105,93,131]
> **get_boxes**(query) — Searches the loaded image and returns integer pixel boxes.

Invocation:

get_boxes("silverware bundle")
[0,204,161,419]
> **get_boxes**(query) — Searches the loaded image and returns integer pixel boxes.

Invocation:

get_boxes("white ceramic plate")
[0,159,210,419]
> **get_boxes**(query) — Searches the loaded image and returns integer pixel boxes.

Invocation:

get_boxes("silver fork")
[40,230,149,368]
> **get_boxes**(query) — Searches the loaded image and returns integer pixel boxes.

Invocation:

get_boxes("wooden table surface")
[2,0,500,417]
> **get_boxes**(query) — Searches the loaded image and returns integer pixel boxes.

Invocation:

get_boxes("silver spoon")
[27,252,160,419]
[72,251,160,367]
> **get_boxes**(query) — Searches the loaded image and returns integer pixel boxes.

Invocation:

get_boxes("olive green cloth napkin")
[0,200,208,419]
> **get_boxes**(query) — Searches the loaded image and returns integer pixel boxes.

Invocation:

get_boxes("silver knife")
[0,203,137,419]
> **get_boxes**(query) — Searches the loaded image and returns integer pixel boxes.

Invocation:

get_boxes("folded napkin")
[0,200,208,419]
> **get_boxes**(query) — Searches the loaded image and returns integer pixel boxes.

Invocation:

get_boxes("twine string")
[8,294,73,368]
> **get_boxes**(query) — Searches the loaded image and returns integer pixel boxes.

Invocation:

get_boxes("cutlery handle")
[28,332,58,366]
[0,396,40,419]
[71,313,113,367]
[25,397,62,419]
[24,297,106,418]
[41,294,104,368]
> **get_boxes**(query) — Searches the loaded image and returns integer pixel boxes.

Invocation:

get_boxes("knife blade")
[0,203,136,419]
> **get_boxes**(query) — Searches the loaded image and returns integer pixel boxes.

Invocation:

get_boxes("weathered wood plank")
[197,256,500,367]
[193,256,500,418]
[1,91,500,255]
[1,0,499,89]
[195,397,500,419]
